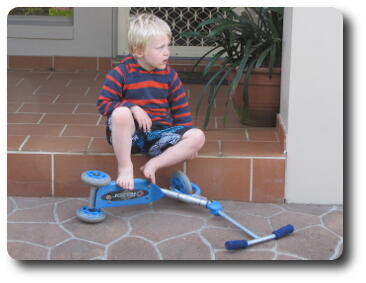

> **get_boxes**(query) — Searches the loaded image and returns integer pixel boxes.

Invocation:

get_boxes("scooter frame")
[77,170,294,250]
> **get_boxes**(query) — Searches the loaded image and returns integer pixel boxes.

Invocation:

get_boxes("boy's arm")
[167,69,193,128]
[97,66,136,116]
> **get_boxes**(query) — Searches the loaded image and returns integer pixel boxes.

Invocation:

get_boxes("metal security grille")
[129,7,227,47]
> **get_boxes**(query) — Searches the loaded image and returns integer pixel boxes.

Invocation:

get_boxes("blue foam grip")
[272,224,294,239]
[225,239,249,250]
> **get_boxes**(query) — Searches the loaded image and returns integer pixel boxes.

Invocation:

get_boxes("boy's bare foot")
[140,163,157,185]
[117,163,134,190]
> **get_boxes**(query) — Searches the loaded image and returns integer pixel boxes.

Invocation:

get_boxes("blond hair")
[128,13,172,54]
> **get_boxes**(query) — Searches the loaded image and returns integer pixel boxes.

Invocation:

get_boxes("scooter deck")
[94,179,164,209]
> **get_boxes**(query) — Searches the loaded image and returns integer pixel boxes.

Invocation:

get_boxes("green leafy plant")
[9,7,72,17]
[183,7,283,128]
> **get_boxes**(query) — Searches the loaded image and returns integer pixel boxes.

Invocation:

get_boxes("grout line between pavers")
[59,125,68,136]
[52,94,61,104]
[96,115,103,126]
[46,71,53,80]
[249,159,253,202]
[36,113,46,124]
[245,128,250,141]
[7,150,286,159]
[8,239,52,251]
[15,103,25,113]
[18,135,30,151]
[330,238,343,260]
[84,87,90,96]
[197,232,216,260]
[15,78,24,87]
[72,104,79,114]
[51,154,55,196]
[94,73,99,81]
[87,137,94,151]
[65,79,72,88]
[32,85,41,95]
[218,140,222,155]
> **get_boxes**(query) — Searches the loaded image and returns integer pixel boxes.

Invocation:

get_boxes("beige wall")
[8,8,114,57]
[280,8,343,204]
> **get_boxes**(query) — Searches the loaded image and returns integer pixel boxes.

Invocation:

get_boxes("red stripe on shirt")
[173,112,191,119]
[114,66,125,81]
[172,92,186,102]
[175,122,193,126]
[125,80,168,90]
[106,75,122,88]
[124,98,168,106]
[169,81,182,95]
[102,85,122,97]
[171,102,189,111]
[159,121,173,126]
[103,102,112,116]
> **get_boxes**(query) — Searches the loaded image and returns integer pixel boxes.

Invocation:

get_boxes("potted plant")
[183,7,283,128]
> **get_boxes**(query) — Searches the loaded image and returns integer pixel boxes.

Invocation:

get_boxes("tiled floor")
[7,70,283,155]
[7,196,343,260]
[7,69,286,201]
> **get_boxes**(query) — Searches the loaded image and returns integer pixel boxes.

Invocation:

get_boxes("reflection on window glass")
[9,7,72,16]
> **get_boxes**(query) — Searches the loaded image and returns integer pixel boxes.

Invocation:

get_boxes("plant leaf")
[255,48,270,68]
[197,17,226,29]
[240,60,256,123]
[191,46,221,72]
[228,39,252,98]
[195,68,225,117]
[268,44,276,78]
[203,49,226,76]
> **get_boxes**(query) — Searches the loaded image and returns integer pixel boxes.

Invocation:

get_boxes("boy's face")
[134,35,170,71]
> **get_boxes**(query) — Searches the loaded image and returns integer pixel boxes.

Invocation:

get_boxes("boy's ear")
[133,47,144,58]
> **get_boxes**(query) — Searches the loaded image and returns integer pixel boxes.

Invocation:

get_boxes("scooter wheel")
[76,206,106,223]
[81,170,111,187]
[170,171,193,195]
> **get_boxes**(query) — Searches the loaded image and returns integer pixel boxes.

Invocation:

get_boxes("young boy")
[97,13,205,190]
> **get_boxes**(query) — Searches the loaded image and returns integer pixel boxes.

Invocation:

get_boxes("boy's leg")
[141,128,205,184]
[111,107,136,190]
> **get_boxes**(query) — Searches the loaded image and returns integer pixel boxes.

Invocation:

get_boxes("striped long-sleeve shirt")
[97,56,193,128]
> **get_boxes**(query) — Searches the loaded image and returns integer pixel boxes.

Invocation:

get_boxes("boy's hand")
[130,105,152,132]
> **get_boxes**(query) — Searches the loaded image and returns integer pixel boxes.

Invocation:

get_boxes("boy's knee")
[186,128,205,148]
[112,107,133,125]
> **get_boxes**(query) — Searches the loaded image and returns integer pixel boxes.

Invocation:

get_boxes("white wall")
[280,8,343,204]
[7,8,114,57]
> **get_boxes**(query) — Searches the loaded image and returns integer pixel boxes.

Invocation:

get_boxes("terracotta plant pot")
[230,68,281,127]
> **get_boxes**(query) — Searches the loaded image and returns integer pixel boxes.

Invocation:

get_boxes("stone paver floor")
[7,197,343,260]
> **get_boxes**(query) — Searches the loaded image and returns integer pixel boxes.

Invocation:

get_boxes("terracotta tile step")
[7,132,284,155]
[7,153,286,203]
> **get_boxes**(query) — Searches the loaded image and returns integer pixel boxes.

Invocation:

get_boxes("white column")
[280,8,343,204]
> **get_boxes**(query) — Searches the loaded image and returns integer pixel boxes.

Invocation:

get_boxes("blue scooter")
[77,170,294,250]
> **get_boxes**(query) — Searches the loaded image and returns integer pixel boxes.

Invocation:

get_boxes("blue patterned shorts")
[106,116,191,157]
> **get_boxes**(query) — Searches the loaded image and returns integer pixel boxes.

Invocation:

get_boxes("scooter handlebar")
[272,224,294,239]
[225,239,249,250]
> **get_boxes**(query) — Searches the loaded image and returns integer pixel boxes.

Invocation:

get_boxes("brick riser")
[7,153,285,203]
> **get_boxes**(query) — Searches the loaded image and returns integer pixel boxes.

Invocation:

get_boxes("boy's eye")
[157,44,170,49]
